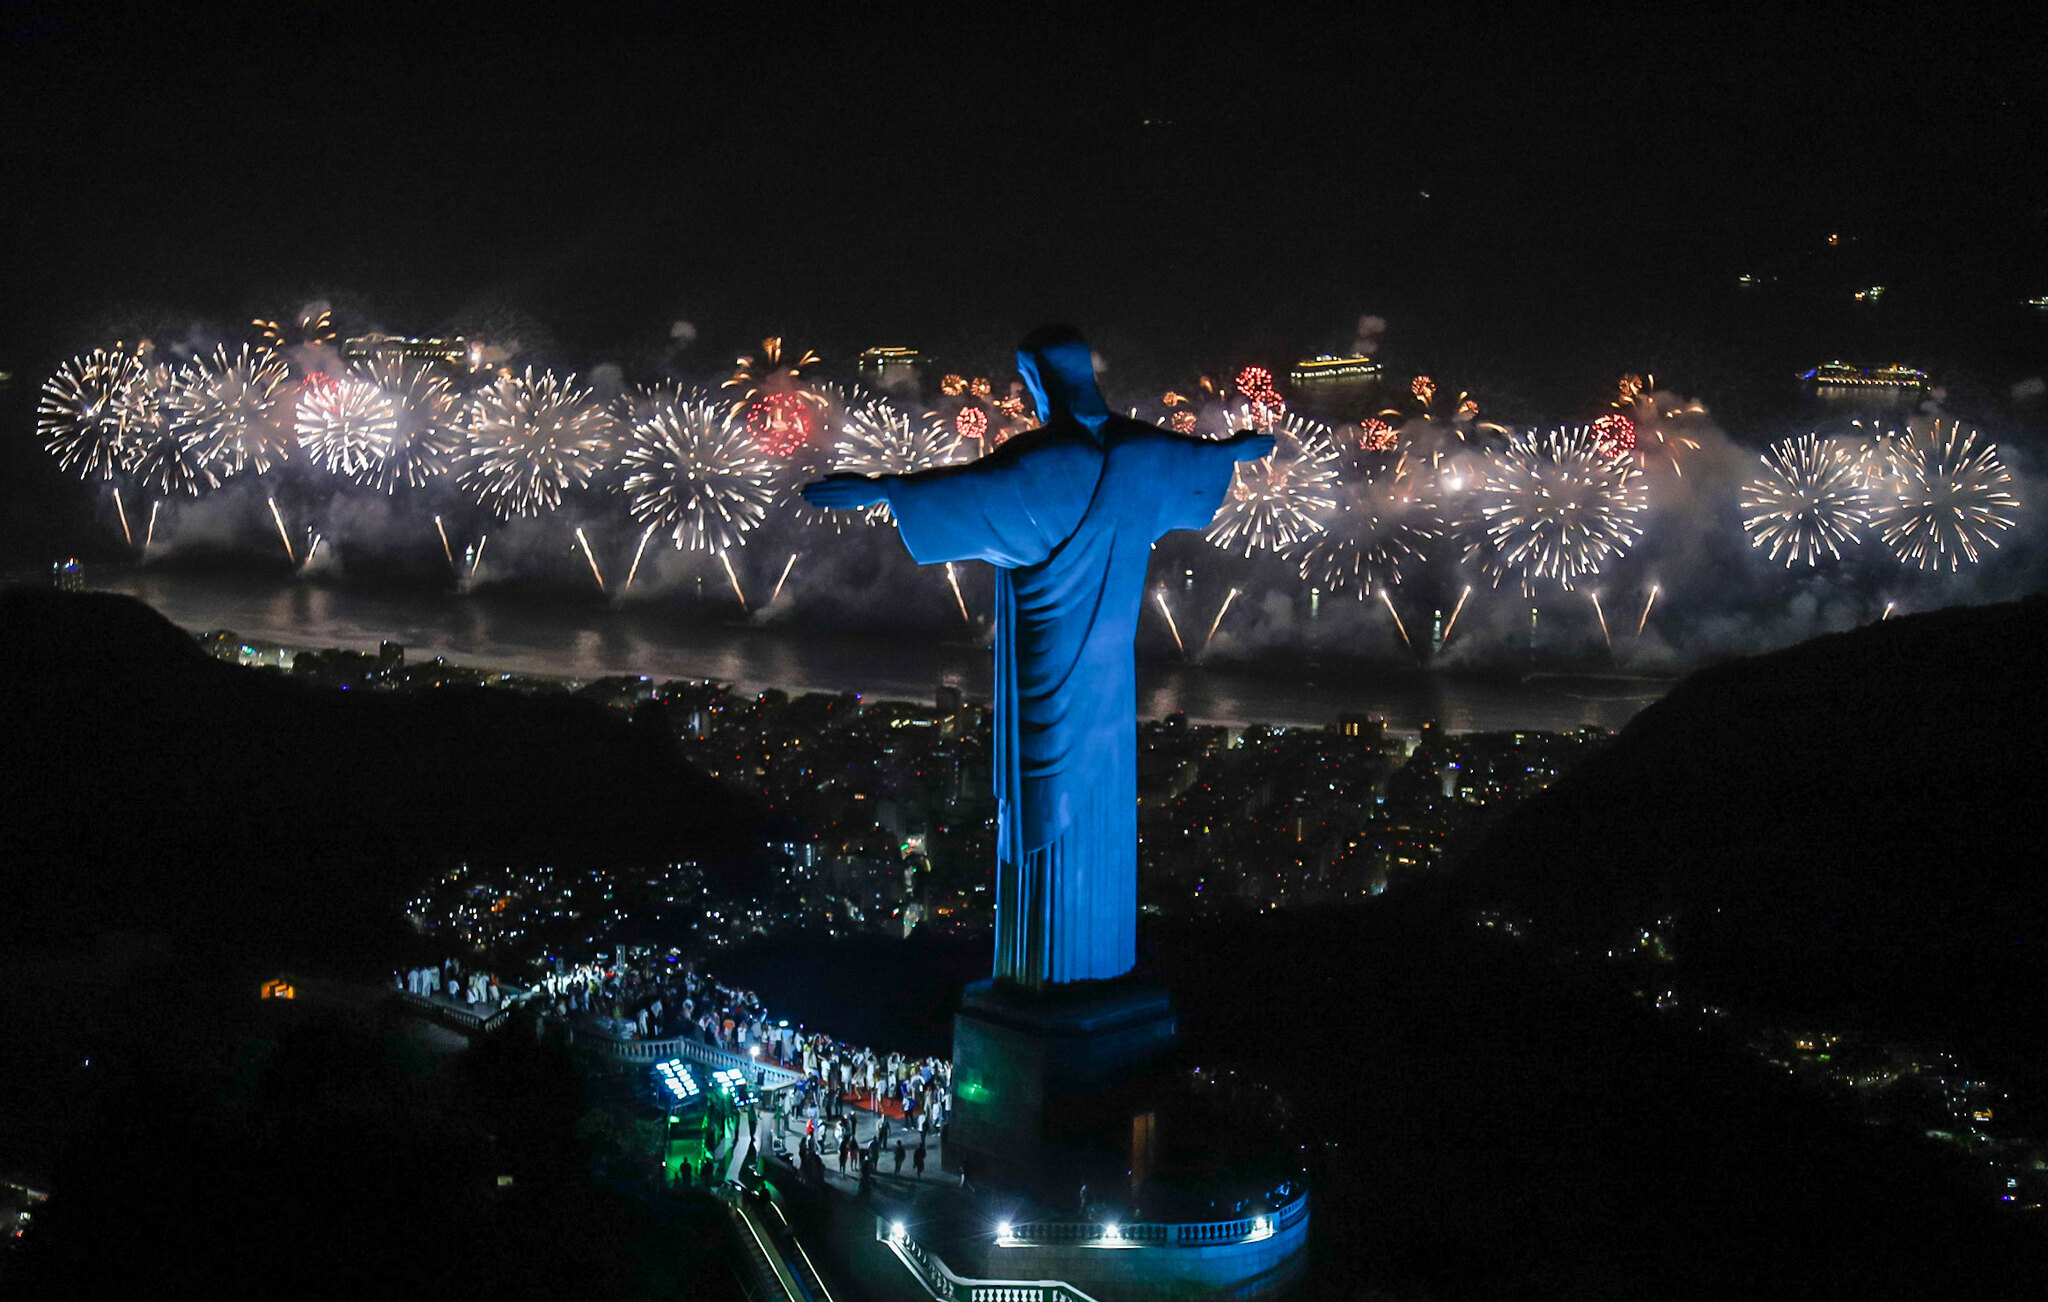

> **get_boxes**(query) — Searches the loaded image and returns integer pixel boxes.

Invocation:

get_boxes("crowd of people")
[397,957,507,1009]
[534,951,953,1131]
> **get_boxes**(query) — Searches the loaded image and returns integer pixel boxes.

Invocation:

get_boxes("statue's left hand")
[801,474,888,509]
[1227,430,1277,462]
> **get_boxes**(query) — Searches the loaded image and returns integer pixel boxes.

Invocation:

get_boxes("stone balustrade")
[550,1020,806,1089]
[880,1220,1103,1302]
[1003,1189,1309,1249]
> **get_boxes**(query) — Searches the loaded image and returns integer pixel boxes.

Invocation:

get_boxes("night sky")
[3,5,2044,396]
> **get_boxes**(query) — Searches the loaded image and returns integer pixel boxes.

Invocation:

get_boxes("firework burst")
[296,374,398,481]
[1870,422,2019,570]
[744,390,825,458]
[723,337,820,398]
[122,361,219,497]
[1739,433,1871,567]
[170,344,295,475]
[1466,426,1645,591]
[39,347,147,480]
[1234,366,1286,428]
[460,369,613,518]
[352,357,462,490]
[253,304,335,350]
[1287,463,1440,594]
[834,397,963,478]
[618,397,777,553]
[1205,415,1340,556]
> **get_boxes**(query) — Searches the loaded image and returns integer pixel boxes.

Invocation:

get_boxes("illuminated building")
[342,333,483,370]
[856,346,926,380]
[1288,354,1383,384]
[1799,360,1927,391]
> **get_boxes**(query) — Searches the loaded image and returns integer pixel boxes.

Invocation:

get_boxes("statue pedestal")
[945,978,1177,1193]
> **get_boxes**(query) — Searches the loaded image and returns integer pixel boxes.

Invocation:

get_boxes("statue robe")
[887,416,1242,988]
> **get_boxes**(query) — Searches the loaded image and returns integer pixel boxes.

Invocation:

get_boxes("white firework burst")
[460,368,614,518]
[1740,433,1871,567]
[1465,426,1645,591]
[352,357,461,490]
[170,344,295,476]
[39,347,147,480]
[619,397,777,553]
[1204,414,1340,556]
[1870,422,2019,570]
[296,376,398,481]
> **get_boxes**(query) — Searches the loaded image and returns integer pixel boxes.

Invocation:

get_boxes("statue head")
[1016,324,1110,434]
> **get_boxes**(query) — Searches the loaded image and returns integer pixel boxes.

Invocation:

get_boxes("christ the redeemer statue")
[804,326,1271,990]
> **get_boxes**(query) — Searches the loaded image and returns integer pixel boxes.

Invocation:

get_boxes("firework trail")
[304,533,325,569]
[1205,414,1340,556]
[945,563,971,623]
[433,514,454,565]
[575,526,606,592]
[624,526,655,591]
[354,357,462,490]
[1740,433,1870,567]
[1465,426,1645,592]
[1153,589,1185,655]
[618,396,777,551]
[112,488,132,547]
[145,500,162,550]
[719,551,747,608]
[471,535,488,576]
[296,374,398,480]
[1377,589,1413,649]
[1441,584,1474,644]
[1636,584,1660,636]
[1203,587,1241,652]
[171,345,295,476]
[267,496,296,563]
[770,552,799,605]
[1882,601,1896,620]
[39,347,146,480]
[1589,591,1611,648]
[461,369,612,518]
[1288,462,1440,595]
[1870,422,2019,570]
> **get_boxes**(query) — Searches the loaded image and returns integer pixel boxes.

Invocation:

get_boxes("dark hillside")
[0,585,760,968]
[1468,593,2048,1088]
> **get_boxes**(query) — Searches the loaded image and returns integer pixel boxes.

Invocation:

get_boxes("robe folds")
[887,417,1241,987]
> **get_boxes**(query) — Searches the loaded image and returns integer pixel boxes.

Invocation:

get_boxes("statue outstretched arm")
[803,439,1095,568]
[1150,428,1275,535]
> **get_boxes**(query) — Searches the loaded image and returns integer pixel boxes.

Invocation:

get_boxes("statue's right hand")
[1227,430,1277,462]
[801,474,888,509]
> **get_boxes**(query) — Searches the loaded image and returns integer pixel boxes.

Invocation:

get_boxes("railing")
[879,1221,1102,1302]
[550,1020,806,1089]
[395,989,517,1035]
[1003,1189,1310,1249]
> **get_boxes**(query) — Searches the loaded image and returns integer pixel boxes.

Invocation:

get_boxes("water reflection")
[102,571,1670,733]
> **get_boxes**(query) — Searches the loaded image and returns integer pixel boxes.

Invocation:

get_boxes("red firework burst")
[1359,418,1397,452]
[1590,412,1637,456]
[955,407,989,444]
[1235,366,1285,426]
[745,392,820,458]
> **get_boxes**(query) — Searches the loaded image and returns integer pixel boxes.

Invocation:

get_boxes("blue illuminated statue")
[804,326,1271,988]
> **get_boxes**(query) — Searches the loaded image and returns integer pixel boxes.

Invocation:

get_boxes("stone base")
[945,978,1177,1194]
